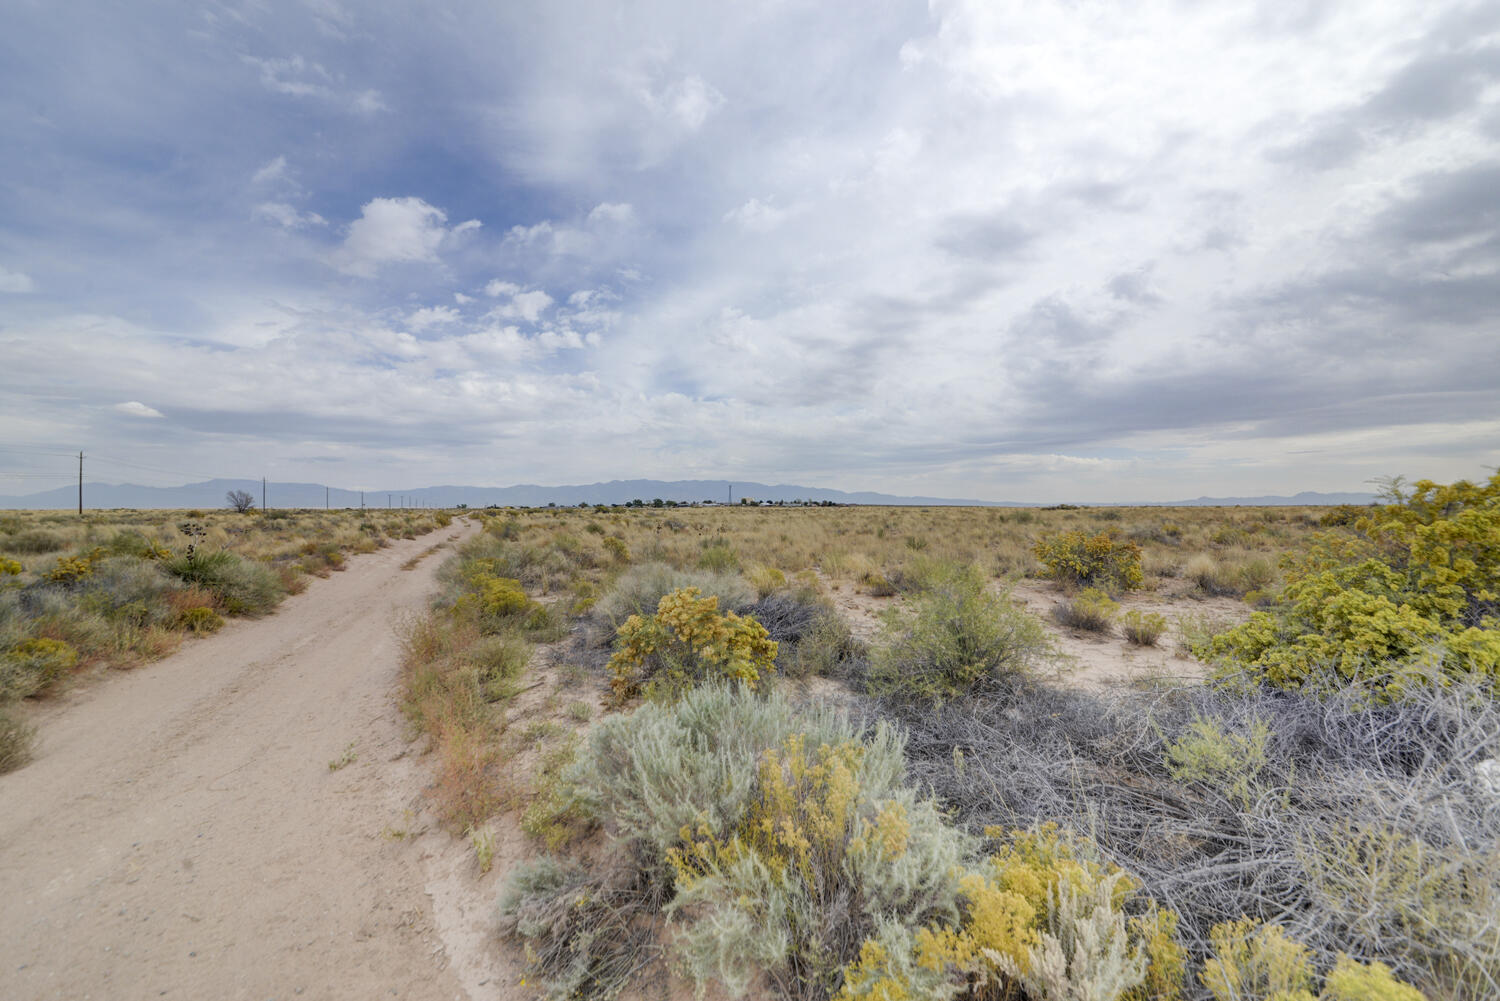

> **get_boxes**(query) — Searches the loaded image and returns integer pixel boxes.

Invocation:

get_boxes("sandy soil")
[0,519,497,1001]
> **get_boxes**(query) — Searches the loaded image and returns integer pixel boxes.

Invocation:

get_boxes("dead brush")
[887,677,1500,999]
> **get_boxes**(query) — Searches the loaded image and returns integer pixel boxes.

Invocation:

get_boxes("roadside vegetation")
[0,506,448,772]
[394,475,1495,1000]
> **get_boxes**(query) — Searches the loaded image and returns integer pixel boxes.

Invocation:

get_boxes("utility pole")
[387,494,391,508]
[262,476,266,511]
[360,491,364,510]
[78,451,83,515]
[728,484,732,505]
[325,486,329,510]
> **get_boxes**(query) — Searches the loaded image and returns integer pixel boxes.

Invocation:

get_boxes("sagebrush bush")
[668,730,969,1001]
[607,587,777,701]
[1034,531,1144,593]
[163,550,283,616]
[869,563,1050,701]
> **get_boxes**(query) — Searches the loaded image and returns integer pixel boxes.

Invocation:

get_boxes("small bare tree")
[226,489,256,513]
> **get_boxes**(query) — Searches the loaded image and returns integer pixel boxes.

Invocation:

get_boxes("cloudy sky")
[1,0,1497,502]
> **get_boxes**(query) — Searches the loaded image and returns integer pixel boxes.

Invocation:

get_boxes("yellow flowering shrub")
[666,730,967,1000]
[838,826,1183,1001]
[1,637,80,699]
[607,586,777,701]
[453,572,532,621]
[1209,473,1500,698]
[1034,531,1144,593]
[1200,919,1428,1001]
[44,547,105,585]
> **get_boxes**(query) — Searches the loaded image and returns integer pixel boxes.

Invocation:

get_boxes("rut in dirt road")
[0,522,482,1001]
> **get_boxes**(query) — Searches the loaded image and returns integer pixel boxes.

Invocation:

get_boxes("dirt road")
[0,521,487,1001]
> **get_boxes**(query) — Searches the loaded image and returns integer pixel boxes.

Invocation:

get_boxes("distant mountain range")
[0,477,1376,510]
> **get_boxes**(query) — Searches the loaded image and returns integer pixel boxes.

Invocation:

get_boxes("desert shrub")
[103,530,171,560]
[837,826,1183,1001]
[1208,473,1500,698]
[1034,531,1144,593]
[746,563,789,598]
[551,684,860,867]
[858,571,897,597]
[869,562,1050,702]
[5,530,64,555]
[1164,717,1269,809]
[79,556,174,626]
[453,573,534,630]
[667,730,969,1001]
[1123,610,1168,647]
[0,704,36,773]
[601,534,630,563]
[890,679,1500,997]
[1176,613,1237,657]
[1,637,79,698]
[163,550,283,616]
[45,548,104,585]
[1187,555,1241,597]
[465,634,530,699]
[589,561,754,642]
[607,587,777,701]
[498,854,660,1001]
[1199,918,1427,1001]
[1200,918,1315,1000]
[176,606,224,634]
[1054,587,1119,633]
[1,557,21,579]
[699,542,740,572]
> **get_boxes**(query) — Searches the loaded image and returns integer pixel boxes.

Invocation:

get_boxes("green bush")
[1,637,79,699]
[667,730,969,1001]
[163,550,284,616]
[1208,472,1500,697]
[869,563,1050,701]
[1054,587,1119,633]
[1122,610,1168,646]
[607,587,777,702]
[176,606,224,634]
[1034,531,1144,593]
[4,529,64,555]
[0,705,37,773]
[590,562,754,638]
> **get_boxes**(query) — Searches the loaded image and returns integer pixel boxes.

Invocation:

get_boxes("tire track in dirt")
[0,521,483,1001]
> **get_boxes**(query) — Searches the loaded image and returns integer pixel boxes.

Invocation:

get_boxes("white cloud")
[724,197,791,233]
[649,74,725,131]
[350,89,387,115]
[332,197,469,277]
[489,289,554,324]
[407,305,460,330]
[484,279,521,297]
[242,54,387,114]
[587,202,635,226]
[454,292,473,304]
[0,267,35,293]
[253,201,327,229]
[251,155,290,186]
[115,401,164,419]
